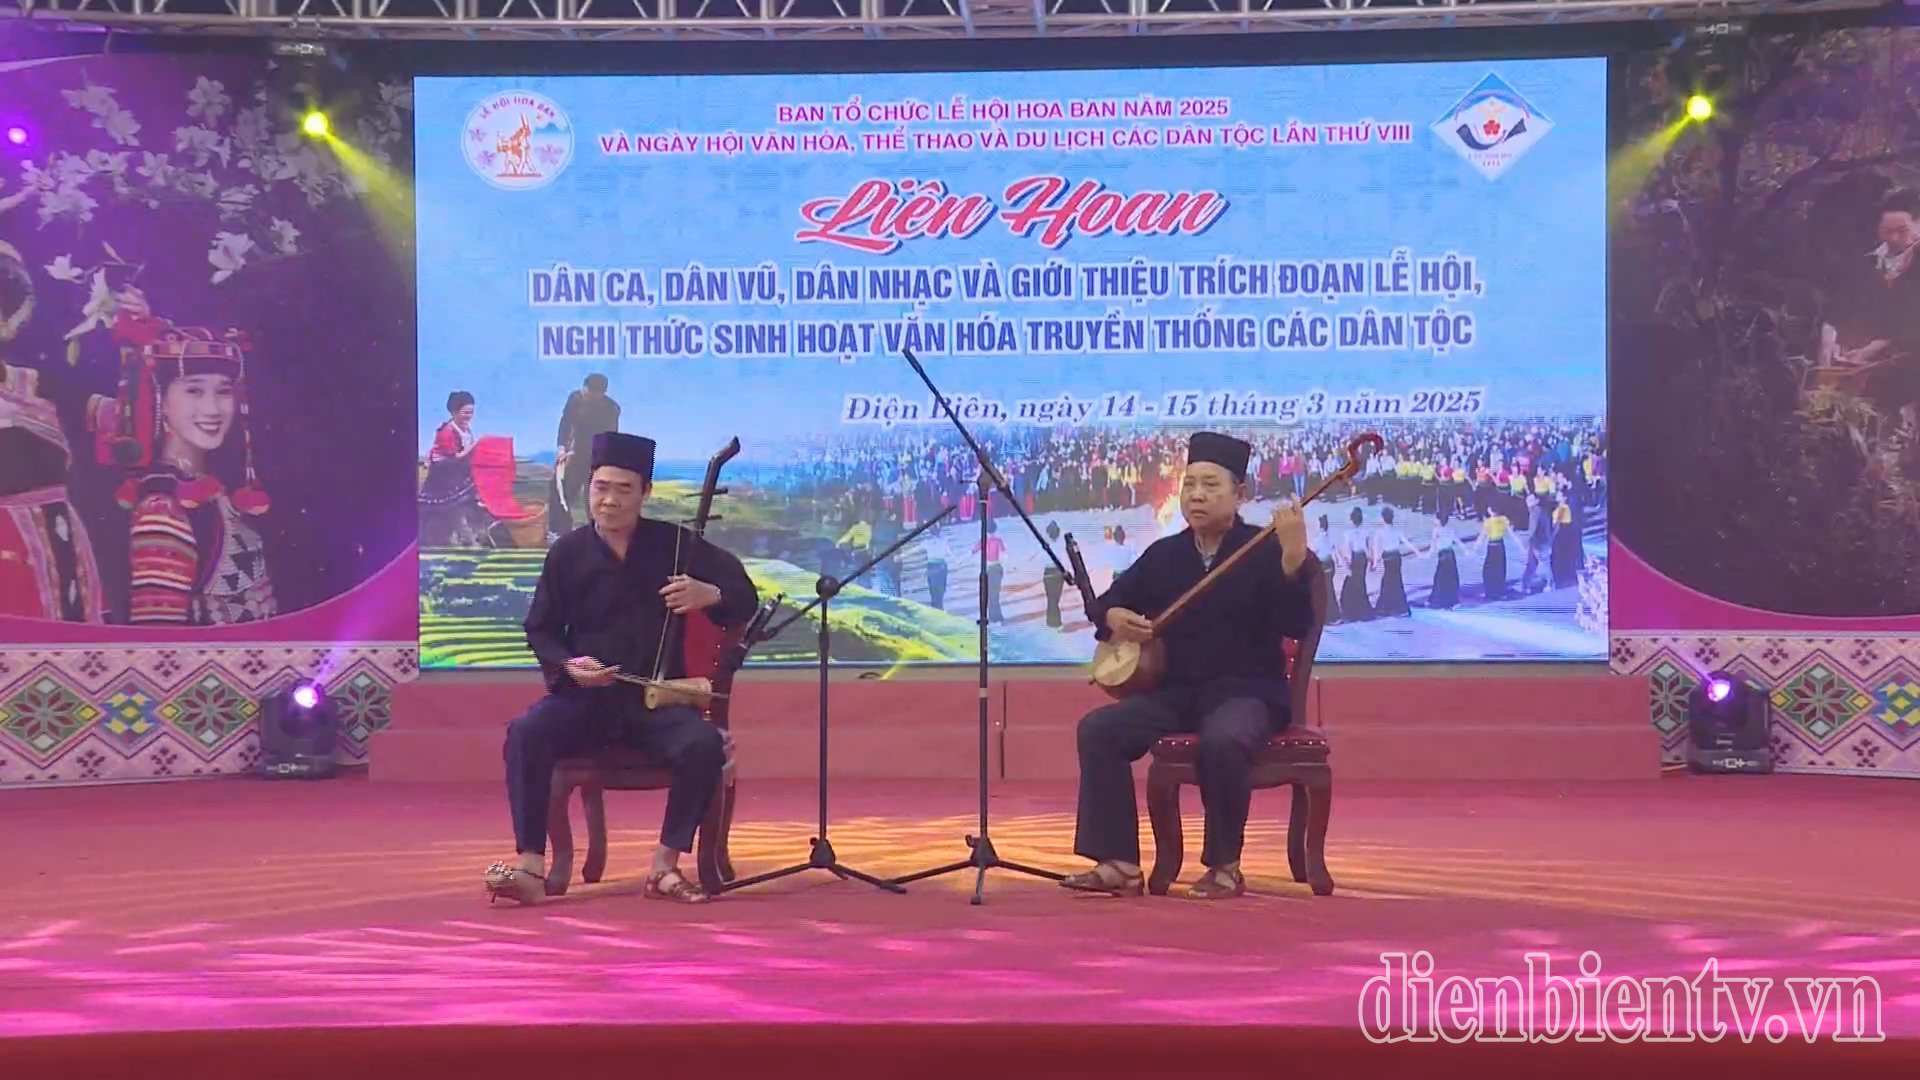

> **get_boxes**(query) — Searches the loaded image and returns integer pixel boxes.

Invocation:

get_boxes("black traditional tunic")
[505,516,758,858]
[1087,516,1316,724]
[1072,514,1318,870]
[523,517,759,693]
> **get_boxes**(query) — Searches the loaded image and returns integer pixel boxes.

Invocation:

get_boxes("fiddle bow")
[634,437,742,710]
[1081,431,1385,700]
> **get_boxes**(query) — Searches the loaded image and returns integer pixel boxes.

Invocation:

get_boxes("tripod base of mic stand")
[888,834,1066,906]
[720,837,906,895]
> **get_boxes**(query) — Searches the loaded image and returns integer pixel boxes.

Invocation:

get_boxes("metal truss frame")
[0,0,1890,42]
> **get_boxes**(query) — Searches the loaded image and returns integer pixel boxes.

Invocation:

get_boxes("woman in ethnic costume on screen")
[0,240,106,622]
[1425,509,1464,610]
[1550,496,1580,589]
[1337,507,1375,623]
[1105,524,1133,591]
[1474,505,1512,602]
[97,306,278,626]
[1372,506,1412,618]
[1315,515,1341,625]
[418,390,502,547]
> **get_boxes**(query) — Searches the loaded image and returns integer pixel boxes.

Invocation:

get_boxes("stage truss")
[0,0,1893,42]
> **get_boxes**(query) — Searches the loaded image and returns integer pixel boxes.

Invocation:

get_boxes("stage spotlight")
[302,111,330,138]
[4,126,26,147]
[1685,670,1773,774]
[1671,21,1743,126]
[259,680,339,779]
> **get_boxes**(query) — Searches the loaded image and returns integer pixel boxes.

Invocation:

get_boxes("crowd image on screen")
[745,417,1606,624]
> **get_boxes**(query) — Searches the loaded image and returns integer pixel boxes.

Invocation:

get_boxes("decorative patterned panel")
[0,644,414,786]
[100,680,166,752]
[1612,635,1920,777]
[2,672,104,763]
[1862,663,1920,748]
[10,636,1915,784]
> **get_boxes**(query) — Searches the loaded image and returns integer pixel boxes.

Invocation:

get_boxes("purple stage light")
[4,127,27,147]
[1706,677,1733,704]
[291,683,322,710]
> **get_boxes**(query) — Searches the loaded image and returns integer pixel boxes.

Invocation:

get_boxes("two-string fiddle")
[641,437,740,711]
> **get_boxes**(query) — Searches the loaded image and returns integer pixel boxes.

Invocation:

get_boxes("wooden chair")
[1145,556,1334,897]
[544,612,743,897]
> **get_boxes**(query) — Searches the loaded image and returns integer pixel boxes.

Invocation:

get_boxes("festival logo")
[463,90,573,191]
[1430,73,1554,180]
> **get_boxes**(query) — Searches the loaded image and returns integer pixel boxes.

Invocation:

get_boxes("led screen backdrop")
[413,58,1608,668]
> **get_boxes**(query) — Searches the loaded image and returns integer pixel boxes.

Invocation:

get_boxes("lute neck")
[1151,463,1353,634]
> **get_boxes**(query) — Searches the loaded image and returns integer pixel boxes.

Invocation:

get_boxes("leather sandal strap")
[1187,867,1244,899]
[487,861,546,883]
[647,868,709,903]
[1062,863,1143,894]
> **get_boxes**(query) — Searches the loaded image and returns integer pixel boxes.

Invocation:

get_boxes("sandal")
[644,867,711,905]
[484,861,547,906]
[1060,862,1144,897]
[1183,866,1246,900]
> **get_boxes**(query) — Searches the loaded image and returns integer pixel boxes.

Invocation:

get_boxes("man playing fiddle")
[1064,432,1317,901]
[485,432,759,906]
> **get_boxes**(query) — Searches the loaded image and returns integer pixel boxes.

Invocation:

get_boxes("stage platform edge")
[11,1023,1914,1080]
[372,668,1655,783]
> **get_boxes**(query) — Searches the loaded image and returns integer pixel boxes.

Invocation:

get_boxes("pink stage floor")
[2,774,1916,1076]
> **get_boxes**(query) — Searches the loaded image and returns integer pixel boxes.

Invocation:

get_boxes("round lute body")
[1084,432,1383,700]
[1089,637,1163,699]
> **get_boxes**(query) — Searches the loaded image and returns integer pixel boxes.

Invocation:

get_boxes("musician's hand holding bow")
[1272,500,1309,578]
[661,574,722,614]
[1105,607,1155,643]
[565,656,620,688]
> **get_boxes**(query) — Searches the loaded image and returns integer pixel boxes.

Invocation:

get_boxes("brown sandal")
[1183,866,1246,900]
[644,867,711,905]
[484,861,547,906]
[1060,863,1144,897]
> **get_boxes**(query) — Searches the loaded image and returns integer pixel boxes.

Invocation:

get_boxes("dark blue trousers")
[1073,685,1285,869]
[503,687,725,856]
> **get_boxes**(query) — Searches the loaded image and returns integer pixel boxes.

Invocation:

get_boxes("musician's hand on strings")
[565,656,620,688]
[1271,501,1310,578]
[1105,607,1154,643]
[1270,500,1310,549]
[661,574,722,614]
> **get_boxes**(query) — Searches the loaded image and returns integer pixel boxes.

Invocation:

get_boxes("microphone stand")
[721,501,960,896]
[886,348,1071,904]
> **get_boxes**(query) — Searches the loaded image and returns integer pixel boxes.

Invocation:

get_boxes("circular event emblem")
[462,90,573,191]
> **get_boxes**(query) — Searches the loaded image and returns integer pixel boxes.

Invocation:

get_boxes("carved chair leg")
[546,775,576,897]
[694,779,727,896]
[717,776,738,883]
[581,786,610,885]
[1286,782,1308,885]
[1145,763,1184,897]
[1303,770,1334,896]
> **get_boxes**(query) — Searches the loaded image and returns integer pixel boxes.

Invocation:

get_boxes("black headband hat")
[591,431,655,484]
[1187,431,1251,483]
